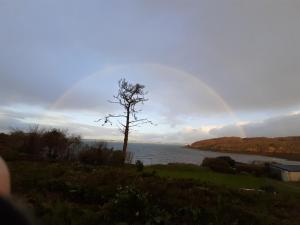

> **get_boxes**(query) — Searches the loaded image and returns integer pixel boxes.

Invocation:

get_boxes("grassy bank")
[146,164,300,195]
[6,160,300,225]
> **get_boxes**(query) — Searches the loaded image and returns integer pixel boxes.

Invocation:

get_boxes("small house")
[270,163,300,182]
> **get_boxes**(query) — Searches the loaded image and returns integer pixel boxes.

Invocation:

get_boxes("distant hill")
[188,137,300,160]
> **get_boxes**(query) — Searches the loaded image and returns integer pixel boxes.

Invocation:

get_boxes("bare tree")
[97,78,153,157]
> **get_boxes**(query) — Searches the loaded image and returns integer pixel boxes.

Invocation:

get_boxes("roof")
[271,164,300,172]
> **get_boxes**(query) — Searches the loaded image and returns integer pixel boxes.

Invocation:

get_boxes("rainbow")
[47,63,246,138]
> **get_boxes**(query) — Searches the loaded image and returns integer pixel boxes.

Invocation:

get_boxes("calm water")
[102,142,300,165]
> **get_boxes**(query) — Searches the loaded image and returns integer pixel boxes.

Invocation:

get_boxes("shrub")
[135,160,144,172]
[202,157,233,173]
[104,186,149,224]
[1,128,82,161]
[0,148,20,161]
[8,130,28,151]
[78,143,124,166]
[216,156,236,167]
[78,144,108,165]
[110,150,125,165]
[24,127,45,157]
[43,129,69,160]
[42,129,81,160]
[235,163,266,177]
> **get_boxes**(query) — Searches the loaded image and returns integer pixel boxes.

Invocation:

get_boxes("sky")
[0,0,300,144]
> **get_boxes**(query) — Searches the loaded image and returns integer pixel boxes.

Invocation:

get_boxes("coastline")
[185,146,300,162]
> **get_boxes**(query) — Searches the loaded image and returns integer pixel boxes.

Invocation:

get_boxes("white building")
[270,164,300,182]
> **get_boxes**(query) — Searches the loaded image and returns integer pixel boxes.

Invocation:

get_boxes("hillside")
[188,137,300,160]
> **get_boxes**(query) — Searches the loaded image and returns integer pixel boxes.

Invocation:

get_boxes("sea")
[86,141,300,166]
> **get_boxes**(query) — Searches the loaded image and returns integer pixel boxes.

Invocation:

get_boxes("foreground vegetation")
[146,164,300,195]
[2,130,300,225]
[7,160,300,225]
[0,128,126,164]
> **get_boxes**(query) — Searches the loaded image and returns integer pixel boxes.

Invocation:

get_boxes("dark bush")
[8,130,28,151]
[110,150,125,165]
[43,129,69,160]
[24,127,45,157]
[0,148,20,161]
[78,143,124,166]
[216,156,236,167]
[235,163,267,177]
[78,144,109,165]
[135,160,144,172]
[104,186,149,224]
[202,157,233,173]
[0,128,82,161]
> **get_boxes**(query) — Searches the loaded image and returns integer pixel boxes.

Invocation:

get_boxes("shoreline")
[185,146,300,162]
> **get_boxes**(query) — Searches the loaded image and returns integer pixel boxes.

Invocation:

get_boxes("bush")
[0,148,20,161]
[23,127,45,157]
[104,186,149,224]
[235,163,267,177]
[0,128,82,161]
[78,143,124,166]
[43,129,70,160]
[216,156,236,167]
[110,150,125,165]
[202,157,233,173]
[135,160,144,172]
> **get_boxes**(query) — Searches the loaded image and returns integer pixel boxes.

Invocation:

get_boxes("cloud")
[210,113,300,138]
[0,107,119,139]
[0,115,27,133]
[0,106,213,143]
[1,1,300,142]
[2,106,300,144]
[131,126,213,144]
[0,0,300,114]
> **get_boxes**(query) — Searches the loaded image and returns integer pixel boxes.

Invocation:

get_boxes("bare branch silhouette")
[97,78,154,157]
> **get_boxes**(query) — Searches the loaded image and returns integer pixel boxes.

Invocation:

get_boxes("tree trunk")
[122,107,130,160]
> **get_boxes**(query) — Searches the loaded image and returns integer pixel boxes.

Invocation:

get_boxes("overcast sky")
[1,0,300,143]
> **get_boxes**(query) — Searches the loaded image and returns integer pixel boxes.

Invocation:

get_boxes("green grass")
[8,161,300,195]
[145,163,300,195]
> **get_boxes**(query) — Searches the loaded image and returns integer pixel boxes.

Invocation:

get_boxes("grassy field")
[145,163,300,195]
[6,160,300,225]
[3,131,300,224]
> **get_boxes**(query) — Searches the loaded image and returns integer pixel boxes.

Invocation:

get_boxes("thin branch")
[106,114,126,118]
[129,118,157,127]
